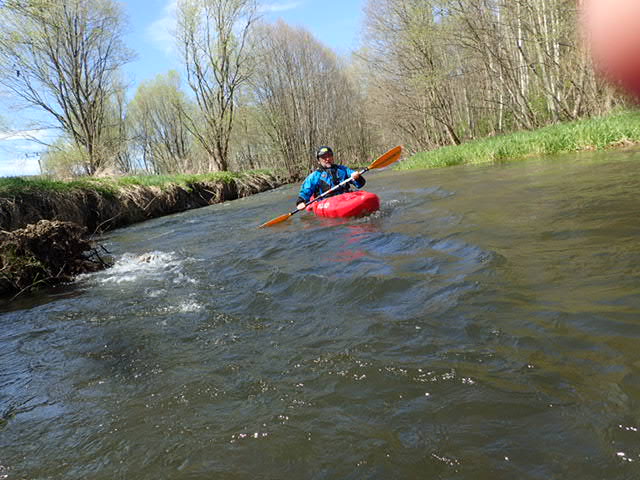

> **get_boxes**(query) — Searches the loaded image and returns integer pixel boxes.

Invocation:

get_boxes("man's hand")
[350,171,361,181]
[297,202,306,210]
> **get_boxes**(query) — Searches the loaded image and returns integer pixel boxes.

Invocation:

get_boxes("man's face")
[318,153,334,168]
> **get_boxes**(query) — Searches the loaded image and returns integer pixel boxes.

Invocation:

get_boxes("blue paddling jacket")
[296,165,366,205]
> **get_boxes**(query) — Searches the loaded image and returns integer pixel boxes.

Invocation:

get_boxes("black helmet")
[316,146,333,159]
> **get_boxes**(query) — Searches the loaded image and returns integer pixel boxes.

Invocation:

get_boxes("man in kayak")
[296,146,365,210]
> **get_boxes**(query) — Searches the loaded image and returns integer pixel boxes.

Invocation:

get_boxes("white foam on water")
[80,251,197,286]
[178,299,202,312]
[155,298,203,313]
[146,288,168,298]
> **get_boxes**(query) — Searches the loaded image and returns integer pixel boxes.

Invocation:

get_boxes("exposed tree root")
[0,220,112,298]
[0,173,288,300]
[0,173,287,233]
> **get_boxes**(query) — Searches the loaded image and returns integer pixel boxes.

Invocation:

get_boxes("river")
[1,150,640,479]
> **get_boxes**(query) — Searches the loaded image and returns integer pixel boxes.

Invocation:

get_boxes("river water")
[2,150,640,479]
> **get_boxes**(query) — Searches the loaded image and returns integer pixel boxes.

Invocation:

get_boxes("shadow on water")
[1,149,640,479]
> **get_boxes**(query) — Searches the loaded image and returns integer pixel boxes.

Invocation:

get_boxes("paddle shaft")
[286,170,365,218]
[303,168,368,208]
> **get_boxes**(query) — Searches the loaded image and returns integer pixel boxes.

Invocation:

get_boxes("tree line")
[0,0,627,178]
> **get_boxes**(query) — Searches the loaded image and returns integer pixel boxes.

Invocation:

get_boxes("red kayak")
[307,190,380,218]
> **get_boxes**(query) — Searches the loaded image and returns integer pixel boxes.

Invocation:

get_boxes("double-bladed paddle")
[258,145,403,228]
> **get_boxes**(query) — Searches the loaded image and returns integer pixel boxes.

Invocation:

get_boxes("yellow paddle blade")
[368,145,403,170]
[258,212,293,228]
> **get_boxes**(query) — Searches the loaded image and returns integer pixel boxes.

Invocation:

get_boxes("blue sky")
[0,0,365,177]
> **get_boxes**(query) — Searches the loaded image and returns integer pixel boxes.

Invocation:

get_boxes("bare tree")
[251,21,374,176]
[0,0,134,175]
[360,0,624,154]
[128,71,194,174]
[361,0,465,151]
[177,0,258,172]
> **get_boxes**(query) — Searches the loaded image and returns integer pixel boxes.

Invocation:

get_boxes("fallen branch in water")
[0,220,113,299]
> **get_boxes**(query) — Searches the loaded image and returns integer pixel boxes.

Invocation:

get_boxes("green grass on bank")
[0,176,120,197]
[399,110,640,170]
[0,170,274,198]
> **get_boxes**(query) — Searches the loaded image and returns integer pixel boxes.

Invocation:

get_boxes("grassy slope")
[398,110,640,170]
[0,170,274,197]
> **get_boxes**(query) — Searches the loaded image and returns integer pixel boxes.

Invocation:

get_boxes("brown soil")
[0,172,289,300]
[0,173,287,233]
[0,220,111,298]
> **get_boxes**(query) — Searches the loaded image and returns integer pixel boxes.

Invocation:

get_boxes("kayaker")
[296,146,365,210]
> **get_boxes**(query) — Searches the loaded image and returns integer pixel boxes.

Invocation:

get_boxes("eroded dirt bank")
[0,172,286,233]
[0,172,288,298]
[0,220,110,298]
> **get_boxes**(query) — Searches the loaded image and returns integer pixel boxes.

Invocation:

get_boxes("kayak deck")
[308,190,380,218]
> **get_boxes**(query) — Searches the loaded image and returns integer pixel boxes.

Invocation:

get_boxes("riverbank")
[399,110,640,170]
[0,170,289,298]
[0,220,110,299]
[0,170,288,233]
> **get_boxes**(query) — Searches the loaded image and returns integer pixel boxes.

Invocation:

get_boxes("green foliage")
[127,70,194,174]
[39,139,87,177]
[0,0,134,175]
[0,176,118,197]
[0,170,270,198]
[399,111,640,170]
[105,171,241,188]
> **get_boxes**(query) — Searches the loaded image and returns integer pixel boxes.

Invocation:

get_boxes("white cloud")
[147,0,178,56]
[0,156,41,177]
[261,1,303,12]
[0,127,55,176]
